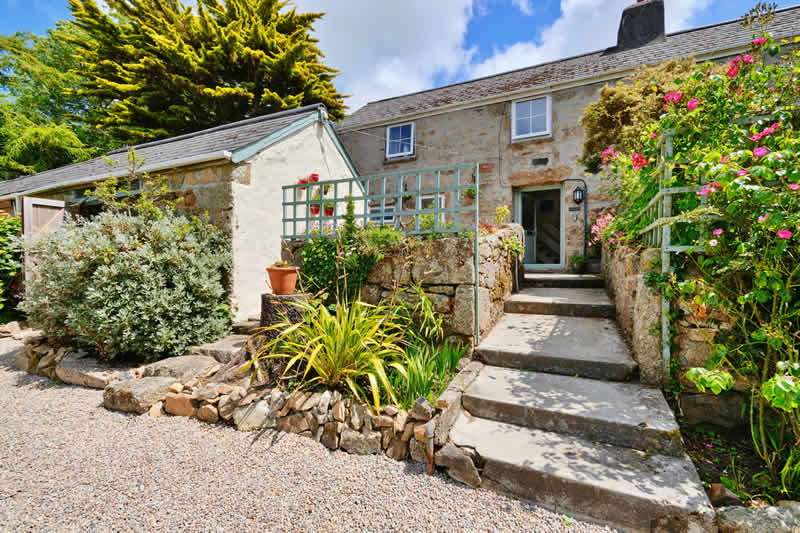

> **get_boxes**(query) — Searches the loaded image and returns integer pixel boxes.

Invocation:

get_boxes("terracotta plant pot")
[310,204,320,215]
[266,266,299,295]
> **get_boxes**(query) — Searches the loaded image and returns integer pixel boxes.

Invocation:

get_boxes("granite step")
[462,366,682,456]
[187,334,248,363]
[475,313,636,381]
[450,414,714,533]
[522,273,604,289]
[504,287,615,318]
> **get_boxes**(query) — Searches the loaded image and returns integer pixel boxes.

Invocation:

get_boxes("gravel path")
[0,339,616,532]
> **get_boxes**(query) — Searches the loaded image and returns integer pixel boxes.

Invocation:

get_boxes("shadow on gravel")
[249,426,288,449]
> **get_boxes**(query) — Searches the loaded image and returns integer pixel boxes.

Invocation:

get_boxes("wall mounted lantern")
[572,186,585,204]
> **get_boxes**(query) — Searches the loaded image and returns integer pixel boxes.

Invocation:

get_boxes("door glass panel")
[519,189,561,266]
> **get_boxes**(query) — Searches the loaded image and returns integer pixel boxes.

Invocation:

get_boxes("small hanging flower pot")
[310,204,320,215]
[297,177,308,191]
[309,173,320,183]
[310,190,321,215]
[324,202,335,217]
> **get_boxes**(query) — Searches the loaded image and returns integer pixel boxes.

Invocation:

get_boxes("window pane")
[531,97,547,116]
[389,126,402,142]
[400,124,412,139]
[400,140,411,153]
[515,100,531,119]
[532,115,547,134]
[515,117,530,137]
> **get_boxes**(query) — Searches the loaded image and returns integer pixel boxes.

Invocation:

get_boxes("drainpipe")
[561,178,588,259]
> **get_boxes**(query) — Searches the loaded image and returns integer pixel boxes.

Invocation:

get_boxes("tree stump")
[210,293,310,386]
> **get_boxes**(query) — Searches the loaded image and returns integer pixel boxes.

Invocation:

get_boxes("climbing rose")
[729,56,742,67]
[743,54,754,63]
[737,170,748,176]
[650,132,658,139]
[698,187,710,197]
[789,184,800,190]
[753,37,768,46]
[631,152,649,171]
[664,92,683,103]
[712,228,723,236]
[601,147,620,165]
[687,98,700,111]
[777,230,793,239]
[758,214,769,222]
[709,239,719,247]
[727,65,739,78]
[754,147,768,157]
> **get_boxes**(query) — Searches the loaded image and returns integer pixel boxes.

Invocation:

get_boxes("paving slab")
[140,355,219,381]
[505,287,615,317]
[476,313,636,381]
[451,414,715,533]
[462,366,682,455]
[187,335,248,363]
[55,352,125,389]
[522,273,604,288]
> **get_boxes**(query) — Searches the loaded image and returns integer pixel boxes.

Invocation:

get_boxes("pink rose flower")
[709,239,719,247]
[727,65,740,78]
[742,54,754,63]
[753,147,768,157]
[712,228,723,236]
[698,187,710,197]
[789,184,800,190]
[687,98,700,111]
[650,132,658,139]
[737,170,748,176]
[753,37,768,46]
[777,230,792,239]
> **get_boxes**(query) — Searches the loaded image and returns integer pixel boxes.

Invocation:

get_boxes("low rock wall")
[285,225,522,345]
[602,244,746,429]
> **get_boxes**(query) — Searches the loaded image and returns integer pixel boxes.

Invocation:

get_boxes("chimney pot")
[617,0,665,51]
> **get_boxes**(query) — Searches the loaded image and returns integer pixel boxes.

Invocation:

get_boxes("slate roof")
[0,104,325,198]
[338,6,800,130]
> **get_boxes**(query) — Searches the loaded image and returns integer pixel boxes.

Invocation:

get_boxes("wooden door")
[22,197,66,281]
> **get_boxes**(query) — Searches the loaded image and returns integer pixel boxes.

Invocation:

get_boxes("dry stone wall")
[602,244,746,429]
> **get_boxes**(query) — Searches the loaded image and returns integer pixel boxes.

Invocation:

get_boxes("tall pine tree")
[65,0,346,145]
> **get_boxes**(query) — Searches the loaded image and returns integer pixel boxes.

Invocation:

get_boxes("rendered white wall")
[230,122,357,321]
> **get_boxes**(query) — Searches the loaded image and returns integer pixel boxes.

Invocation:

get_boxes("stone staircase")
[451,274,715,532]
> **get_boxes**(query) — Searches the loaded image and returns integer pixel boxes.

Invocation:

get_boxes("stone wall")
[603,244,746,429]
[286,225,521,344]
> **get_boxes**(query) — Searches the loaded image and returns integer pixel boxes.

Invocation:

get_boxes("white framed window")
[369,204,396,224]
[419,193,445,223]
[385,123,415,158]
[512,96,551,140]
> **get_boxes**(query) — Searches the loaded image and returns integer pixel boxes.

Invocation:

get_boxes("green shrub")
[0,215,21,313]
[362,224,404,253]
[393,341,466,408]
[19,209,231,362]
[250,296,407,411]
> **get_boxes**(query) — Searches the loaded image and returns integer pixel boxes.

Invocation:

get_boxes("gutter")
[0,150,233,202]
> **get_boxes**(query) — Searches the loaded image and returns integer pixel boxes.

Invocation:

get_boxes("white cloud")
[469,0,713,79]
[512,0,534,16]
[292,0,476,111]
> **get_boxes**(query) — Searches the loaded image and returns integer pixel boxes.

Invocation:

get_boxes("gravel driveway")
[0,338,615,532]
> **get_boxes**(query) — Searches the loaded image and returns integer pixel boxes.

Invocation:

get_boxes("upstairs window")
[512,96,551,140]
[386,123,415,158]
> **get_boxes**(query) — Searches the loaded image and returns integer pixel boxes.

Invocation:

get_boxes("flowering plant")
[596,29,800,497]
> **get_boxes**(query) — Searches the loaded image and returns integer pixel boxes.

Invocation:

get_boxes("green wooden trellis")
[281,163,482,344]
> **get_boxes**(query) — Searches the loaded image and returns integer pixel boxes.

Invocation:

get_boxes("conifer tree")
[65,0,346,145]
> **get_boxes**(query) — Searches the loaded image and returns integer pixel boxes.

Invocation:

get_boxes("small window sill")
[511,133,553,144]
[384,154,417,164]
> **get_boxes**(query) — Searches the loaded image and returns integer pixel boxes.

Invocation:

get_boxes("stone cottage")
[337,1,800,271]
[0,104,358,321]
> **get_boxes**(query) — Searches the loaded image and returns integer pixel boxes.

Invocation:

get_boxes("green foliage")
[580,56,698,167]
[249,297,407,412]
[503,234,524,259]
[602,23,800,498]
[0,22,114,178]
[19,183,231,362]
[399,284,444,346]
[65,0,346,145]
[362,224,404,253]
[299,201,378,303]
[0,215,21,311]
[494,205,510,226]
[393,341,465,408]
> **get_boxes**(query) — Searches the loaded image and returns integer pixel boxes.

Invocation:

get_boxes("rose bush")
[598,31,800,498]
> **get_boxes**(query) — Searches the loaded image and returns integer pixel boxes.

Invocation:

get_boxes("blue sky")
[2,0,799,109]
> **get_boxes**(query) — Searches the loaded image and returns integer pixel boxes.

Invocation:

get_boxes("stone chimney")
[616,0,665,51]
